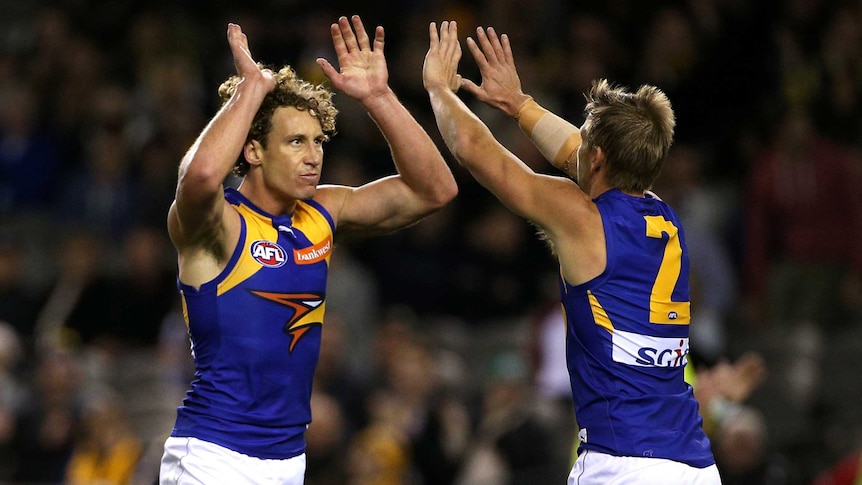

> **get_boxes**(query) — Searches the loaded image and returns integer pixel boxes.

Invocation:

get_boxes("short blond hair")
[583,79,675,192]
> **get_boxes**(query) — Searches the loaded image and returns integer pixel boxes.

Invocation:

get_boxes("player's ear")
[244,139,263,166]
[591,146,605,173]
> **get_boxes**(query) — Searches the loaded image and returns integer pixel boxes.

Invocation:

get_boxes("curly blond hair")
[219,65,338,177]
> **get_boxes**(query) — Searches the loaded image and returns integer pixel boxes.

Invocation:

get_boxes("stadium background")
[1,0,861,483]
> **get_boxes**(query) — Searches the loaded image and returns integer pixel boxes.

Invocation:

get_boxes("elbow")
[421,162,458,212]
[433,174,459,209]
[447,124,488,171]
[178,153,228,191]
[447,129,473,162]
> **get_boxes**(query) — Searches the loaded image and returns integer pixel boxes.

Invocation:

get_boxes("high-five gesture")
[317,15,388,104]
[460,27,530,117]
[227,23,275,92]
[423,21,462,93]
[164,18,456,485]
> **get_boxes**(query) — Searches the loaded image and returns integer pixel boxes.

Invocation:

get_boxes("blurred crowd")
[1,0,861,484]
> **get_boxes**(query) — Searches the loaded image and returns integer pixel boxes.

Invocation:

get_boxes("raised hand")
[461,27,529,117]
[423,21,462,92]
[317,15,388,104]
[226,23,274,91]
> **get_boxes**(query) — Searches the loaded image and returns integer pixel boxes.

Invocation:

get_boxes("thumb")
[316,58,339,81]
[460,77,481,97]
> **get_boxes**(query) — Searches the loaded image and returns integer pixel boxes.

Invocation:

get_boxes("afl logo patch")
[251,240,287,268]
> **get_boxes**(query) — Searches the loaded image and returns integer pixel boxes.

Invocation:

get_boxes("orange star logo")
[250,291,324,353]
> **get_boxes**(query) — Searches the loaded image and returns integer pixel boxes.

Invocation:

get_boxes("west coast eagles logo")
[250,291,323,353]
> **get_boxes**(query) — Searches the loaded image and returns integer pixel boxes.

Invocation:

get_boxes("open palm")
[317,15,388,103]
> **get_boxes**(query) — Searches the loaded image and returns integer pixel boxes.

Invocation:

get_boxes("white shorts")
[568,450,722,485]
[160,436,306,485]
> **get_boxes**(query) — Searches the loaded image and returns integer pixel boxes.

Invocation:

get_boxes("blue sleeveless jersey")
[171,187,334,459]
[560,189,714,468]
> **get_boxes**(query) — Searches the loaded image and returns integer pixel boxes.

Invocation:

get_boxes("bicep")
[316,181,427,239]
[172,181,227,246]
[480,157,582,232]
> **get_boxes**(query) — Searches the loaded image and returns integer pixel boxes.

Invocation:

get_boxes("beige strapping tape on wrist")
[516,99,581,169]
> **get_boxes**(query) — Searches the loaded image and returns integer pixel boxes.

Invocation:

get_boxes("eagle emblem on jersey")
[250,291,324,353]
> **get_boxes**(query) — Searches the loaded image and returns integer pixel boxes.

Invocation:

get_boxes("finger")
[476,27,498,65]
[428,21,439,50]
[486,27,506,61]
[227,23,239,43]
[443,21,459,60]
[445,20,459,46]
[329,21,348,59]
[316,58,340,83]
[351,15,371,50]
[461,77,482,96]
[228,23,258,74]
[373,25,385,54]
[227,23,248,52]
[338,16,359,53]
[448,21,461,61]
[500,33,515,65]
[465,37,488,70]
[440,21,453,55]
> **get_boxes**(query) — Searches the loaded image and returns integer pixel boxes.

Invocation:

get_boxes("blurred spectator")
[742,108,862,412]
[32,228,103,354]
[450,203,551,324]
[305,389,349,485]
[58,123,141,239]
[815,5,862,144]
[692,353,793,483]
[526,293,578,475]
[65,390,142,485]
[711,404,792,485]
[388,337,470,484]
[693,352,767,439]
[312,312,370,435]
[812,447,862,485]
[64,225,176,352]
[456,351,559,484]
[362,203,459,319]
[345,389,412,485]
[361,322,470,485]
[0,321,24,480]
[0,79,61,214]
[0,232,41,343]
[10,347,84,483]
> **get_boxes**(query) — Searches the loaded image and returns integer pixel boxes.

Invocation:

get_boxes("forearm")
[427,86,515,189]
[427,87,490,169]
[363,89,457,205]
[179,80,269,191]
[514,98,581,175]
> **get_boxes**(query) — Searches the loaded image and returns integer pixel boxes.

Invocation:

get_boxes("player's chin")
[298,186,318,201]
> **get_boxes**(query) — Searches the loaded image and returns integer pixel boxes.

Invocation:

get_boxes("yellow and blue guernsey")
[171,187,334,459]
[561,189,715,468]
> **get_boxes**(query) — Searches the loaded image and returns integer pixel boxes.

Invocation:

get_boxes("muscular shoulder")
[308,185,352,227]
[537,184,605,286]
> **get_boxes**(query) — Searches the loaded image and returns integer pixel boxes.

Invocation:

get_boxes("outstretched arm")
[169,24,274,265]
[423,21,574,225]
[316,15,456,238]
[425,21,605,286]
[460,27,581,178]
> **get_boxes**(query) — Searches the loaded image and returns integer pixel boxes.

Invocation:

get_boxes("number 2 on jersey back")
[645,215,690,325]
